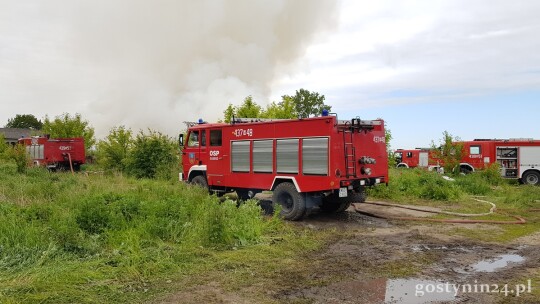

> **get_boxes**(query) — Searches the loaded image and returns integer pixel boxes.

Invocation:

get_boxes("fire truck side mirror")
[179,134,184,147]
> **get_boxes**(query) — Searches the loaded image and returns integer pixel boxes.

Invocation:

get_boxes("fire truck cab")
[180,114,389,220]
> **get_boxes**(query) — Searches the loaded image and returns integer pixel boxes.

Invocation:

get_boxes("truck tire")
[191,175,209,191]
[522,171,540,186]
[321,189,366,213]
[460,166,472,174]
[349,190,367,203]
[272,182,306,221]
[320,194,350,213]
[236,189,251,201]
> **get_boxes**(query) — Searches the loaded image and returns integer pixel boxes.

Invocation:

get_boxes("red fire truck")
[18,136,86,171]
[394,148,438,170]
[179,114,389,220]
[395,139,540,185]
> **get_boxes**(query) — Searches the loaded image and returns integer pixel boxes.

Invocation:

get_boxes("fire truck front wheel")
[272,182,306,221]
[522,171,540,185]
[191,175,209,191]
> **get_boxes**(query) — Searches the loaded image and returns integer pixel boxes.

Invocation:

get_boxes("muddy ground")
[157,199,540,304]
[285,208,539,304]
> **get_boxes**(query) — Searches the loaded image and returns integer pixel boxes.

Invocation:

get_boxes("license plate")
[339,187,348,197]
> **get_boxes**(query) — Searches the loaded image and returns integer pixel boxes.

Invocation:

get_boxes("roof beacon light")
[322,109,329,117]
[198,118,204,124]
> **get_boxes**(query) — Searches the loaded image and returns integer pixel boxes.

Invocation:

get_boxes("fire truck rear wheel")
[191,175,209,190]
[321,195,350,213]
[236,190,251,201]
[350,190,367,203]
[522,171,540,185]
[272,182,306,221]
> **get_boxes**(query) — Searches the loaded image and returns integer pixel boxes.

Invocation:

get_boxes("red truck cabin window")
[470,145,481,155]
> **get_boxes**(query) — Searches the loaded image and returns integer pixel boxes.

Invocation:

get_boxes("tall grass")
[0,162,280,303]
[369,166,538,206]
[369,168,463,201]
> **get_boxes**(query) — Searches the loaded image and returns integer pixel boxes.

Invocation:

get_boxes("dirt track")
[279,204,540,304]
[158,199,540,304]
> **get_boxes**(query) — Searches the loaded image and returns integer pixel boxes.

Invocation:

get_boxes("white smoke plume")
[0,0,339,137]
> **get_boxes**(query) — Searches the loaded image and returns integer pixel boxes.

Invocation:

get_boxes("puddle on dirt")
[385,279,456,304]
[472,254,525,272]
[410,244,452,252]
[409,244,488,253]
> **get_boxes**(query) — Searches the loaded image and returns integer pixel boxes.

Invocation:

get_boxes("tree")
[235,96,262,119]
[223,96,263,123]
[42,113,96,152]
[222,89,332,122]
[285,88,331,118]
[223,104,235,123]
[96,126,133,171]
[431,131,464,175]
[126,129,178,179]
[383,121,396,168]
[260,95,297,119]
[5,114,43,130]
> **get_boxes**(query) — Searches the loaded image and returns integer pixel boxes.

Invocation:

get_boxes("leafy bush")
[479,163,504,185]
[0,134,30,173]
[96,126,133,172]
[126,130,178,179]
[369,168,463,201]
[6,144,30,173]
[431,131,464,175]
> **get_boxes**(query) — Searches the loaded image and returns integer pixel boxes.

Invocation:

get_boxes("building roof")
[0,128,35,142]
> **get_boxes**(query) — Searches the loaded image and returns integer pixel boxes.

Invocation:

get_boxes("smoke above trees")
[0,0,339,138]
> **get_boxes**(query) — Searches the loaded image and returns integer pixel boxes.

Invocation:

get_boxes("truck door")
[519,146,540,178]
[419,152,428,167]
[206,129,226,186]
[183,130,205,181]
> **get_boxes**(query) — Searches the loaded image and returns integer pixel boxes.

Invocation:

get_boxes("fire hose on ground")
[352,197,534,224]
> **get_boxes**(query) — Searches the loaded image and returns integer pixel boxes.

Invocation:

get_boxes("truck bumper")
[348,177,385,188]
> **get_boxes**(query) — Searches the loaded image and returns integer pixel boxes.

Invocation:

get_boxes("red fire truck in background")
[395,139,540,185]
[394,148,438,170]
[179,114,389,220]
[18,136,86,171]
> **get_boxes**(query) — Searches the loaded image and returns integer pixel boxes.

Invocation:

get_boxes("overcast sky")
[1,0,539,149]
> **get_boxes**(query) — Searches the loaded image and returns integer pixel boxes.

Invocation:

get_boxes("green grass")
[0,162,326,303]
[1,162,539,302]
[369,168,540,243]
